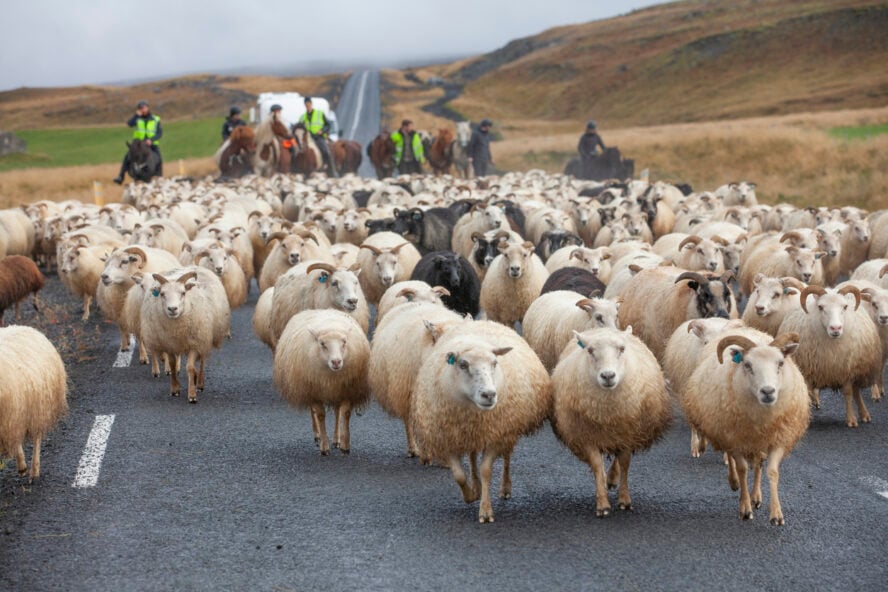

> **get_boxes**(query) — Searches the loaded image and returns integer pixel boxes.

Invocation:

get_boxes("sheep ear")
[152,273,168,285]
[623,325,633,335]
[492,347,513,357]
[780,342,799,357]
[423,320,444,343]
[131,273,144,285]
[688,320,707,339]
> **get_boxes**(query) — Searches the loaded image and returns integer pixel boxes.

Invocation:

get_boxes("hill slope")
[429,0,887,126]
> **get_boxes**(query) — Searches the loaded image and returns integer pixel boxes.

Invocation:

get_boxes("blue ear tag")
[152,289,160,298]
[577,340,585,349]
[446,353,456,365]
[732,351,743,364]
[406,294,413,302]
[319,273,328,283]
[783,288,790,295]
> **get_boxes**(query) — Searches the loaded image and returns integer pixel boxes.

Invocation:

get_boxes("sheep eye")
[618,346,625,354]
[320,342,327,350]
[818,305,824,311]
[843,305,848,311]
[458,361,469,370]
[778,361,785,369]
[697,249,703,255]
[332,281,339,288]
[744,363,753,372]
[773,293,780,299]
[595,314,604,323]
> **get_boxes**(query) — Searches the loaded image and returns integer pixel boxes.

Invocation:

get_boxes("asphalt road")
[1,272,887,591]
[336,70,381,179]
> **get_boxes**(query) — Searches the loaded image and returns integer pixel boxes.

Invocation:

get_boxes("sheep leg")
[477,449,497,523]
[312,405,330,455]
[29,437,41,482]
[751,457,764,510]
[138,340,149,365]
[842,383,858,427]
[733,453,753,520]
[81,294,92,321]
[119,331,130,352]
[310,412,321,444]
[14,444,27,476]
[767,447,786,526]
[186,352,199,403]
[606,456,620,491]
[335,402,352,454]
[852,384,871,424]
[690,428,706,458]
[499,452,512,500]
[468,452,481,502]
[727,455,740,491]
[197,355,205,391]
[404,422,419,458]
[586,449,611,518]
[449,455,477,503]
[169,355,180,396]
[32,291,40,313]
[150,351,161,377]
[810,386,821,410]
[165,354,173,376]
[616,451,633,511]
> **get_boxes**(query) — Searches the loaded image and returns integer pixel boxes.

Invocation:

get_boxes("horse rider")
[390,119,425,175]
[221,105,246,142]
[113,100,162,184]
[298,97,338,178]
[268,103,298,160]
[467,118,494,177]
[578,120,606,173]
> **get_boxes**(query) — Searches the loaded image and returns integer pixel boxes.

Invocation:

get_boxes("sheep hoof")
[500,491,511,500]
[846,420,858,428]
[478,513,494,524]
[861,414,871,423]
[153,373,160,378]
[17,467,27,476]
[340,448,350,455]
[770,516,785,526]
[406,451,417,458]
[618,502,633,512]
[188,398,197,404]
[595,508,611,518]
[753,499,763,509]
[140,360,149,365]
[320,449,329,456]
[740,511,754,521]
[165,371,172,376]
[171,391,180,397]
[332,442,340,449]
[607,482,617,491]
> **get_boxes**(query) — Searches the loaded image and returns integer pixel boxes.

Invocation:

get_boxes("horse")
[428,128,455,176]
[217,126,256,179]
[367,132,395,179]
[291,126,323,176]
[452,121,472,179]
[330,140,362,175]
[253,113,291,177]
[125,139,161,183]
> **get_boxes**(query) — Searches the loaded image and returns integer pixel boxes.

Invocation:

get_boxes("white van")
[255,92,340,141]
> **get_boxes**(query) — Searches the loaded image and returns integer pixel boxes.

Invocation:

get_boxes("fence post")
[93,181,104,206]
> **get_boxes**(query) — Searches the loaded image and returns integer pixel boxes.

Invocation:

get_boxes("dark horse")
[564,147,634,181]
[218,126,256,179]
[125,139,161,182]
[331,140,363,175]
[366,132,395,179]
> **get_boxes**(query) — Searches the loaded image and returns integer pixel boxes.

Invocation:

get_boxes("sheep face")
[544,211,571,232]
[848,219,870,244]
[312,209,338,236]
[681,274,734,319]
[785,247,824,284]
[576,298,619,329]
[681,238,723,273]
[481,205,505,231]
[499,241,534,279]
[130,226,157,248]
[723,208,753,230]
[812,291,857,338]
[471,232,508,270]
[722,343,797,406]
[101,250,143,285]
[621,211,648,237]
[251,215,278,243]
[571,247,610,277]
[327,270,361,312]
[750,275,795,317]
[365,218,395,235]
[341,210,366,232]
[59,247,82,276]
[572,202,594,227]
[817,229,842,258]
[722,242,744,275]
[310,329,348,371]
[152,273,196,320]
[444,346,512,409]
[540,232,582,259]
[732,182,757,204]
[861,287,888,327]
[198,246,231,276]
[572,328,631,390]
[433,254,463,288]
[282,235,313,266]
[392,208,423,239]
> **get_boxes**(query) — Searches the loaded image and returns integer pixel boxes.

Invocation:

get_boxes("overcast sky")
[1,0,660,91]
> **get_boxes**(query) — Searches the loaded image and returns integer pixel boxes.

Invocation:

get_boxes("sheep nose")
[260,231,268,240]
[493,220,502,228]
[590,268,599,276]
[600,371,616,381]
[215,267,223,274]
[167,306,178,315]
[479,390,497,405]
[288,254,300,264]
[829,250,838,257]
[755,305,766,315]
[330,359,343,371]
[879,316,888,325]
[829,325,843,334]
[509,266,520,274]
[760,387,776,404]
[801,273,812,282]
[346,298,358,309]
[708,261,718,271]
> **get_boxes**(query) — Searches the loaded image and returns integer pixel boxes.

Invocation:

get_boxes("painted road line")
[859,476,888,500]
[346,71,370,140]
[72,415,115,488]
[112,335,136,368]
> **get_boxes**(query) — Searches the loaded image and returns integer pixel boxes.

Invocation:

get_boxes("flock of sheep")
[1,170,886,525]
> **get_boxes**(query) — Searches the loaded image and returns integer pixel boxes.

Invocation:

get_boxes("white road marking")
[859,476,888,499]
[72,415,115,488]
[112,336,136,368]
[346,71,370,140]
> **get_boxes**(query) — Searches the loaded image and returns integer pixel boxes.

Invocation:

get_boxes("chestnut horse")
[218,126,256,178]
[291,126,323,176]
[331,140,362,175]
[367,132,395,179]
[428,128,455,176]
[253,113,291,177]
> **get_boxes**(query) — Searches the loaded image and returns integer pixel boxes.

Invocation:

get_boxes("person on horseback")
[113,100,162,184]
[299,97,338,178]
[221,106,246,141]
[391,119,425,175]
[578,120,606,175]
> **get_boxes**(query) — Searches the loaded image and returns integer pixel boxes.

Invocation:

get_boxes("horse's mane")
[254,117,277,148]
[437,128,454,143]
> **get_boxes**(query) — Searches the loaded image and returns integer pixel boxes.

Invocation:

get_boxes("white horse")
[453,121,472,179]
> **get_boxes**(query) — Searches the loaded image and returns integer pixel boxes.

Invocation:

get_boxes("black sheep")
[541,267,606,297]
[410,250,480,317]
[448,199,479,219]
[391,207,457,254]
[492,199,526,236]
[365,218,396,236]
[352,190,373,208]
[534,231,584,263]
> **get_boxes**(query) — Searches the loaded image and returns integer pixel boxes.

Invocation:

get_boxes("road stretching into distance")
[337,69,381,178]
[1,72,887,591]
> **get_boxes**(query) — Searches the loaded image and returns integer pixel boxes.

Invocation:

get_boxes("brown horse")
[218,126,256,178]
[428,128,455,176]
[367,132,395,179]
[331,140,362,175]
[253,113,291,177]
[291,127,323,176]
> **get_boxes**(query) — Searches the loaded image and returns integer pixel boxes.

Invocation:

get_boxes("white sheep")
[544,246,612,283]
[375,280,449,325]
[0,326,68,481]
[740,245,824,297]
[653,234,726,273]
[682,330,809,525]
[130,219,189,257]
[714,182,757,207]
[479,240,549,327]
[252,287,275,349]
[272,309,370,455]
[58,243,114,321]
[356,232,422,305]
[258,229,331,292]
[194,243,248,309]
[411,320,552,523]
[741,275,805,336]
[451,204,508,259]
[551,326,672,516]
[335,208,371,245]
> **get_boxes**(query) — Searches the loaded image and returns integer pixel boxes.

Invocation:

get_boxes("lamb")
[410,250,481,317]
[0,326,68,481]
[778,285,881,427]
[272,309,370,455]
[551,326,672,516]
[682,330,809,525]
[0,256,45,326]
[270,261,370,346]
[194,244,248,309]
[541,267,607,297]
[479,240,549,327]
[618,268,737,360]
[741,275,805,336]
[653,234,726,273]
[140,267,231,403]
[257,229,331,292]
[410,320,552,522]
[356,232,422,305]
[523,291,620,371]
[843,280,888,401]
[391,207,458,254]
[369,302,465,457]
[376,281,449,324]
[544,246,612,283]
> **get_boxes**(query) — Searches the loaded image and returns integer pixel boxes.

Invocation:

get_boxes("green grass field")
[829,123,888,141]
[0,118,223,171]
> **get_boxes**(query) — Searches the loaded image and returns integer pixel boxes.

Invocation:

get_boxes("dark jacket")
[578,131,605,159]
[127,113,163,144]
[222,117,246,141]
[467,128,491,163]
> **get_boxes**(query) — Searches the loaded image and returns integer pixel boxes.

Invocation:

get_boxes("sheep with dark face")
[364,217,396,236]
[410,250,481,316]
[468,229,515,281]
[391,207,458,254]
[534,231,584,263]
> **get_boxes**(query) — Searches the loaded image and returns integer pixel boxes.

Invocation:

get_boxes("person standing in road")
[299,97,338,178]
[467,118,494,177]
[390,119,425,175]
[578,120,606,175]
[221,106,246,142]
[113,100,162,184]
